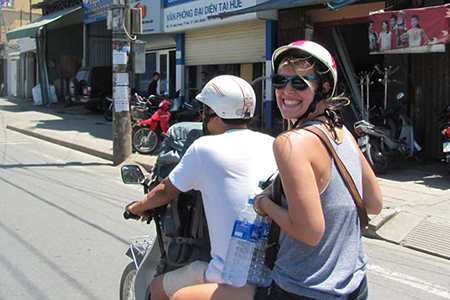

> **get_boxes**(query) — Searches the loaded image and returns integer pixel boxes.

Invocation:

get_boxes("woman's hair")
[276,55,350,116]
[382,20,390,33]
[411,15,421,28]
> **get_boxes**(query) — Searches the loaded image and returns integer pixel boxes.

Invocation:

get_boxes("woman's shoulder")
[273,128,324,155]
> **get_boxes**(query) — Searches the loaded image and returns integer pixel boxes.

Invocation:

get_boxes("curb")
[362,208,400,239]
[6,125,114,162]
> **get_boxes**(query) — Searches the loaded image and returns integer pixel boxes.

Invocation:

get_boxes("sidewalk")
[1,96,450,260]
[0,96,157,171]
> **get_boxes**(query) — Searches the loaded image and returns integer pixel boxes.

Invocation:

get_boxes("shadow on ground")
[1,97,112,142]
[378,160,450,191]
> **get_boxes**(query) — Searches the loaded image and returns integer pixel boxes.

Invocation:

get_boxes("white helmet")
[195,75,256,119]
[272,40,338,97]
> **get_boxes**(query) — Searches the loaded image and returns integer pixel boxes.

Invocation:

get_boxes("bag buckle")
[175,237,196,245]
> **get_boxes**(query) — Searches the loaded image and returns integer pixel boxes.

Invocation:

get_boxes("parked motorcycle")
[104,92,154,122]
[439,104,450,169]
[120,122,209,300]
[354,92,422,174]
[132,92,202,155]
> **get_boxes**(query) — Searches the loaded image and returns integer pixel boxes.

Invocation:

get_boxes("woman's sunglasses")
[271,74,321,91]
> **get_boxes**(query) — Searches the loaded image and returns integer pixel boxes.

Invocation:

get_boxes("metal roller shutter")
[185,20,266,66]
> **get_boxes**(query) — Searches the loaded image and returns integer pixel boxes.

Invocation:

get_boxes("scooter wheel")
[366,140,388,175]
[132,127,160,154]
[120,262,137,300]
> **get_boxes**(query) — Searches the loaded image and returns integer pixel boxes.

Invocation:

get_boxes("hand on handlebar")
[124,201,154,222]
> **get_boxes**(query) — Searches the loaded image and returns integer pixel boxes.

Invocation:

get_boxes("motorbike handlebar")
[123,210,141,220]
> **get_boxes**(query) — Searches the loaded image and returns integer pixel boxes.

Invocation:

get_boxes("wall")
[2,0,42,43]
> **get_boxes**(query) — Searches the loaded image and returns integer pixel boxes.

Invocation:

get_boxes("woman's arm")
[348,134,383,215]
[359,150,383,214]
[258,131,328,246]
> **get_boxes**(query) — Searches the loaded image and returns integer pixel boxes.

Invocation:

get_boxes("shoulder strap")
[264,175,282,270]
[302,126,369,229]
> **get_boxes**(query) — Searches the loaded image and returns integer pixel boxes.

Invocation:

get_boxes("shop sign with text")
[130,0,162,33]
[164,0,257,32]
[83,0,113,24]
[369,4,450,54]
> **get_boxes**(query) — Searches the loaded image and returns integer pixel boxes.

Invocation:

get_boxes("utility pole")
[111,0,132,165]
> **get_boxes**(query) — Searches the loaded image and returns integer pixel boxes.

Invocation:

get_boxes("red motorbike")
[132,100,171,155]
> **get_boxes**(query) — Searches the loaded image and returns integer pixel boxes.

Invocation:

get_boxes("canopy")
[212,0,360,19]
[6,6,81,40]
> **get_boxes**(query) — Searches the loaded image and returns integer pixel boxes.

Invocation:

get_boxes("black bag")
[150,122,212,275]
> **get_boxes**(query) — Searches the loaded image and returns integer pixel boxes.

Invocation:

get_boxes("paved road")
[0,128,151,300]
[1,128,449,300]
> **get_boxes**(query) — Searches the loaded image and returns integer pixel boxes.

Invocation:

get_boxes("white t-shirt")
[168,129,277,283]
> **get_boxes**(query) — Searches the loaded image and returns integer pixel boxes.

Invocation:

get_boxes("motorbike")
[439,104,450,169]
[132,92,202,155]
[354,92,422,174]
[103,92,154,122]
[120,122,209,300]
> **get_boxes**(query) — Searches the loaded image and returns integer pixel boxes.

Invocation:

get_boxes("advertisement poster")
[369,4,450,54]
[164,0,258,32]
[130,0,162,33]
[83,0,113,24]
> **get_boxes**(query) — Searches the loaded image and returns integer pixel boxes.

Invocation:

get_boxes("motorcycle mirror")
[396,92,405,100]
[121,165,145,184]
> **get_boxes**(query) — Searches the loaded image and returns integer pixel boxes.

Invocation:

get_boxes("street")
[1,128,449,300]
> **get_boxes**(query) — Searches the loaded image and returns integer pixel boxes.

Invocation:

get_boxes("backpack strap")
[264,175,282,270]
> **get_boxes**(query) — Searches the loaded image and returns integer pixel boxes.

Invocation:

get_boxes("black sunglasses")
[271,74,321,91]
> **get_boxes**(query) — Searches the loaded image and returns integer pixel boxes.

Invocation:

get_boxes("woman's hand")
[253,195,268,217]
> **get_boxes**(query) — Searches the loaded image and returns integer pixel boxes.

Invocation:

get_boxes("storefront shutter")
[185,20,266,66]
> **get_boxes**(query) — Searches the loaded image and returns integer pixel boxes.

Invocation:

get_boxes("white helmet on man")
[272,40,338,97]
[195,75,256,119]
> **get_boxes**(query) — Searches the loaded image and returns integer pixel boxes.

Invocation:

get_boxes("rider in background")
[252,40,382,300]
[127,75,277,300]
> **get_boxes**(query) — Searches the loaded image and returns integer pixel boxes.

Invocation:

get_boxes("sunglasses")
[271,74,321,91]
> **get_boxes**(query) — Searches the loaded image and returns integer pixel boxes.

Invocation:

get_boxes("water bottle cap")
[248,198,254,205]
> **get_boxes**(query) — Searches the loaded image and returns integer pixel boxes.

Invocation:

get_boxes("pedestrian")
[250,40,383,300]
[200,71,208,90]
[148,72,160,97]
[127,75,277,300]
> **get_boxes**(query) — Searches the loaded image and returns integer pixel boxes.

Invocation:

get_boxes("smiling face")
[275,60,319,121]
[411,16,418,28]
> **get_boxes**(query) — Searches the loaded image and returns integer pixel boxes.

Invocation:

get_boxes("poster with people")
[368,4,450,54]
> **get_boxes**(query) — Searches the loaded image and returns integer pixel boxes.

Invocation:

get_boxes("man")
[200,71,208,90]
[128,75,277,300]
[148,72,160,97]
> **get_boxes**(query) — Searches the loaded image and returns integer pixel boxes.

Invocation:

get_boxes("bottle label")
[231,220,258,242]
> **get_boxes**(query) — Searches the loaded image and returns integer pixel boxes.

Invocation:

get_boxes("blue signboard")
[164,0,196,8]
[83,0,114,24]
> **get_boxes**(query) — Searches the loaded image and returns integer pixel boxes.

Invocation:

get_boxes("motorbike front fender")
[134,239,162,300]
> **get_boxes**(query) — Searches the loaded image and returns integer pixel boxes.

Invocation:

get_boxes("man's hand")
[125,177,181,222]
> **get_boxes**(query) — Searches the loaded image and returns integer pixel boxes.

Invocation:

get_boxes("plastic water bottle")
[247,215,272,287]
[222,195,259,287]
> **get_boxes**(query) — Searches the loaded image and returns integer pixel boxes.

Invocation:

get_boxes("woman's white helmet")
[195,75,256,119]
[272,40,338,96]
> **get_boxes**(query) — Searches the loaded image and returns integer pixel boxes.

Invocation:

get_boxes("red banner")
[369,4,450,54]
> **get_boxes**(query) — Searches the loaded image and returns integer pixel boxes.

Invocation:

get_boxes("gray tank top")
[272,124,367,300]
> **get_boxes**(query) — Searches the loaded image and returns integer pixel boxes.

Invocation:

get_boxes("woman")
[378,20,392,51]
[252,40,383,300]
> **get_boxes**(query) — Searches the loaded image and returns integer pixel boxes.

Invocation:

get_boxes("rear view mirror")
[121,165,145,184]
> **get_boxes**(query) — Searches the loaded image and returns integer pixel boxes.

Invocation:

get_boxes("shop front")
[162,0,277,131]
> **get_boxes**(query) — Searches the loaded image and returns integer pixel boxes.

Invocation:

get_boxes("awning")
[6,6,81,40]
[212,0,359,19]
